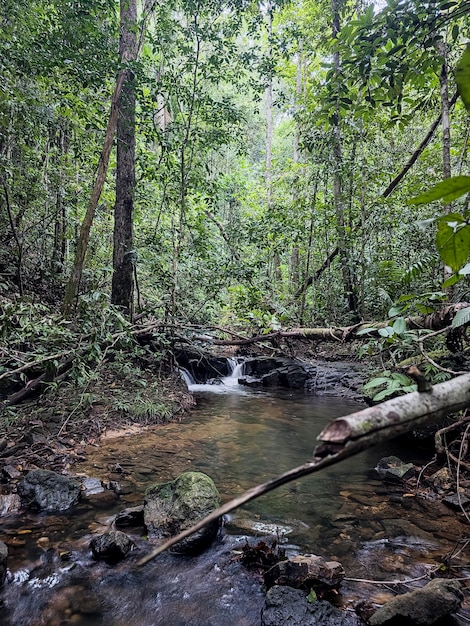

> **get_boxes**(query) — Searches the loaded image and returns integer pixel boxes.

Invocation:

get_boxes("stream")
[1,368,469,625]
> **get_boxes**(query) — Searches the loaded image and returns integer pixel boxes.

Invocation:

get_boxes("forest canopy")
[1,0,470,340]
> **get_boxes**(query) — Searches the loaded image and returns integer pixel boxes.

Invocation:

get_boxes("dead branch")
[209,303,470,347]
[137,371,470,566]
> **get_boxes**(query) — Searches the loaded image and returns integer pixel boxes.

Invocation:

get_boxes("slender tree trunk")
[331,0,357,317]
[265,6,273,208]
[62,73,126,317]
[437,42,453,288]
[111,0,137,315]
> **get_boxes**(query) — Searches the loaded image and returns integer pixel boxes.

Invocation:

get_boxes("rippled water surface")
[1,381,469,625]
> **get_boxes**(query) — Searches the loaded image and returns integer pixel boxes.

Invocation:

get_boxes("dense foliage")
[1,0,469,334]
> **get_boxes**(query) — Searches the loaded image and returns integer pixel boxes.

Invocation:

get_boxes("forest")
[1,0,470,384]
[1,0,470,623]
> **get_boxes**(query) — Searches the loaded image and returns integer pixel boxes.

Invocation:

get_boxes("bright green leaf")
[442,273,461,289]
[408,177,470,205]
[456,44,470,112]
[436,216,470,272]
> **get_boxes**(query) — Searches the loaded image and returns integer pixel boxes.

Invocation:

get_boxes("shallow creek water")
[1,378,469,625]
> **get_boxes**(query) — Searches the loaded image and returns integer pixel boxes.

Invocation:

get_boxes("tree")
[111,0,138,315]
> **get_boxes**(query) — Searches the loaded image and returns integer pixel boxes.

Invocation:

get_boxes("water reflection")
[1,386,468,625]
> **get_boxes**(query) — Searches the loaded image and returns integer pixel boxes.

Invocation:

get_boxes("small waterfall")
[222,358,245,387]
[179,358,246,393]
[179,367,196,388]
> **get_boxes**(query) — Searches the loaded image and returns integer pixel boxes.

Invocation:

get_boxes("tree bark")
[111,0,137,315]
[331,0,357,317]
[62,73,126,317]
[137,370,470,565]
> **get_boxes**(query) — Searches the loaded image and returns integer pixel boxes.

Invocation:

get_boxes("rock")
[144,471,220,554]
[442,493,470,510]
[369,578,463,625]
[80,476,104,496]
[115,505,145,528]
[0,493,21,515]
[90,530,135,562]
[264,554,345,591]
[375,456,415,482]
[0,540,7,586]
[239,358,309,390]
[18,470,81,511]
[261,585,362,626]
[427,467,453,491]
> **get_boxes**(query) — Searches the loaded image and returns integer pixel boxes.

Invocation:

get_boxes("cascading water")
[179,358,246,392]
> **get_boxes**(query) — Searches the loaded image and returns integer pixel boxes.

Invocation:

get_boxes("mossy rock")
[144,471,221,554]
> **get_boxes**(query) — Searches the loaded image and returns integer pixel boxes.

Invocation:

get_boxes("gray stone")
[144,471,220,554]
[0,540,7,586]
[265,554,345,591]
[80,476,105,496]
[18,469,81,511]
[0,493,21,515]
[239,358,309,390]
[375,456,415,482]
[261,585,362,626]
[90,530,135,562]
[369,578,463,625]
[115,505,144,528]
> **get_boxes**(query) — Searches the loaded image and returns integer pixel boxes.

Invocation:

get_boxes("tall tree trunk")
[331,0,357,317]
[437,41,453,288]
[111,0,137,315]
[265,6,273,208]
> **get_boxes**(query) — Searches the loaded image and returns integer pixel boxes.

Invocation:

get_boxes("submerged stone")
[264,554,345,591]
[369,578,463,625]
[261,585,362,626]
[0,540,7,586]
[144,471,220,554]
[375,456,415,482]
[18,469,81,511]
[90,530,135,562]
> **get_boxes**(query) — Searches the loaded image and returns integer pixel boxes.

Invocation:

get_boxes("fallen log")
[210,303,470,346]
[137,371,470,566]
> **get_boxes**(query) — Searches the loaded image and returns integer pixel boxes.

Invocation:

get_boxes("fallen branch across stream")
[137,371,470,566]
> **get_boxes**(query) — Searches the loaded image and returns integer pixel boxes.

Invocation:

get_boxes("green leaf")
[392,317,407,335]
[436,215,470,272]
[442,273,461,289]
[307,590,317,604]
[408,176,470,205]
[390,373,412,385]
[456,43,470,112]
[388,305,404,317]
[363,377,391,389]
[373,388,395,401]
[451,307,470,328]
[378,327,395,337]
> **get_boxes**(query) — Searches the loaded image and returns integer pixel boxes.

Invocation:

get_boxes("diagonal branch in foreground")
[137,372,470,567]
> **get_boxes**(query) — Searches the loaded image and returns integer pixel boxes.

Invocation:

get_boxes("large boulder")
[240,358,309,390]
[18,469,81,511]
[264,554,345,591]
[90,530,135,563]
[144,471,220,554]
[369,578,463,625]
[261,585,362,626]
[0,540,7,586]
